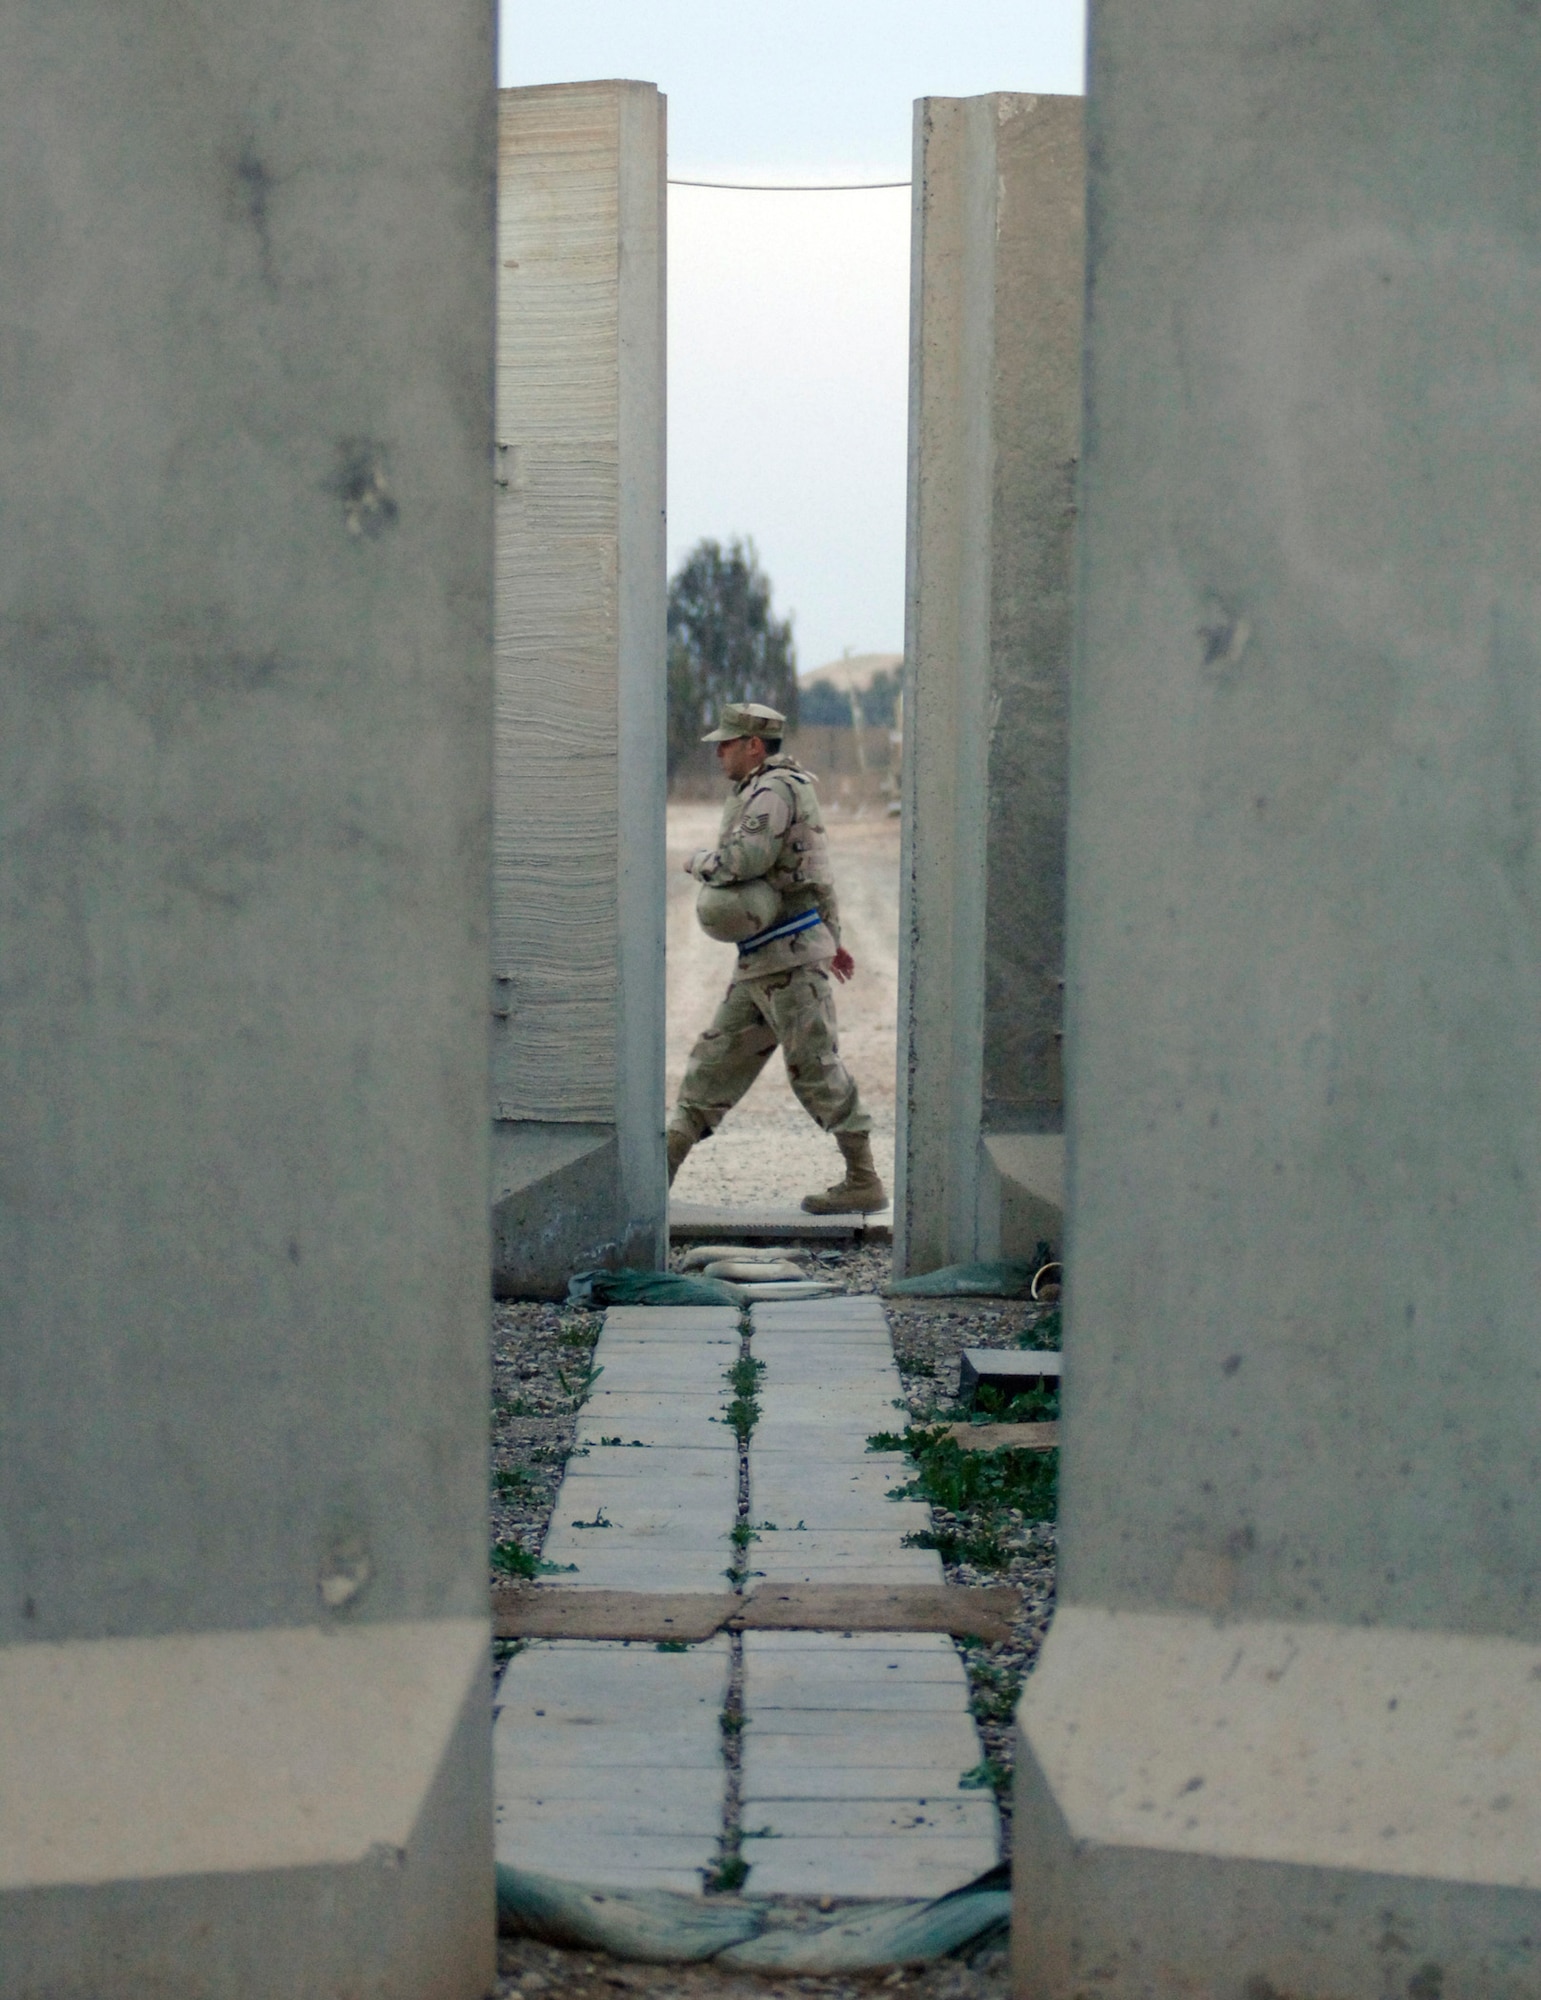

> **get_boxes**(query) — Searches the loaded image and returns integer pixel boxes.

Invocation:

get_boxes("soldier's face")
[717,736,766,783]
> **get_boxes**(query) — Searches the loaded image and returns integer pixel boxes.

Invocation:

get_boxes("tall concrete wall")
[1015,6,1541,1994]
[0,5,495,1994]
[492,81,667,1298]
[896,93,1083,1277]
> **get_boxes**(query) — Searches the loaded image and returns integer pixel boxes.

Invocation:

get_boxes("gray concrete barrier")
[896,92,1084,1278]
[492,81,668,1297]
[0,4,496,1990]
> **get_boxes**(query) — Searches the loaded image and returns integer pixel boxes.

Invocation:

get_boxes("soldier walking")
[666,701,886,1215]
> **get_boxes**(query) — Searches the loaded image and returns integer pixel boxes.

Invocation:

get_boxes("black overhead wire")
[667,178,910,190]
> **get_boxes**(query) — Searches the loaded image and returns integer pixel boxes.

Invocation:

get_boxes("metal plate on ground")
[670,1201,893,1243]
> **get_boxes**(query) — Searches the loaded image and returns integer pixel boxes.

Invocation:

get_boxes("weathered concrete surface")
[1016,6,1541,1993]
[491,1123,621,1301]
[493,81,667,1296]
[896,94,1083,1277]
[0,2,495,1990]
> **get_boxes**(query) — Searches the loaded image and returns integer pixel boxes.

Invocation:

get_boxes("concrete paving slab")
[574,1448,736,1480]
[498,1767,726,1808]
[753,1430,905,1461]
[740,1632,960,1680]
[553,1477,735,1521]
[755,1392,906,1426]
[500,1717,729,1765]
[743,1798,996,1839]
[583,1387,728,1407]
[750,1460,913,1494]
[749,1476,916,1516]
[574,1418,732,1447]
[495,1829,718,1894]
[751,1678,966,1714]
[495,1638,729,1705]
[741,1764,985,1801]
[538,1556,738,1591]
[744,1630,967,1655]
[672,1203,891,1243]
[752,1572,947,1595]
[497,1795,725,1839]
[751,1530,941,1563]
[741,1722,981,1768]
[740,1836,997,1899]
[754,1511,934,1542]
[598,1306,741,1332]
[752,1311,892,1334]
[593,1359,740,1391]
[540,1537,734,1571]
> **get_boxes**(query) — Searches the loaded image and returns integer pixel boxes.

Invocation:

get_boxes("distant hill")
[799,651,903,694]
[798,652,904,727]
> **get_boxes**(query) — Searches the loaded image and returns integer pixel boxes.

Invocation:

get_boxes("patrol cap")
[702,700,787,744]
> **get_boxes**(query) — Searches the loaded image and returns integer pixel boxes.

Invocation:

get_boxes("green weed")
[970,1381,1060,1423]
[1019,1305,1062,1351]
[724,1351,764,1444]
[968,1659,1025,1723]
[490,1539,575,1580]
[886,1426,1057,1521]
[960,1758,1010,1794]
[555,1361,603,1402]
[703,1854,750,1893]
[493,1467,537,1499]
[904,1525,1011,1570]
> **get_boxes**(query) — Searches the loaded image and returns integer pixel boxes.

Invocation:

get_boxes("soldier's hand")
[831,947,856,983]
[685,849,712,877]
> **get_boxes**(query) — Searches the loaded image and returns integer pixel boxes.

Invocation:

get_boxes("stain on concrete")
[233,140,277,290]
[330,440,399,538]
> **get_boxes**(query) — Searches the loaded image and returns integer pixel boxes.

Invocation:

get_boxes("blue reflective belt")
[737,907,822,957]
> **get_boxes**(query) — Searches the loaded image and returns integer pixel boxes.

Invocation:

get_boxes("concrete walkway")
[493,1297,998,1897]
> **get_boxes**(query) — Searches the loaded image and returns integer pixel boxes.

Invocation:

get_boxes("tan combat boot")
[666,1122,696,1187]
[801,1131,887,1214]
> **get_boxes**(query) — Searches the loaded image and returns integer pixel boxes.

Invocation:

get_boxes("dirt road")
[666,800,901,1207]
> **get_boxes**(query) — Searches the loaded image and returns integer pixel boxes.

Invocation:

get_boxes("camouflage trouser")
[671,965,873,1143]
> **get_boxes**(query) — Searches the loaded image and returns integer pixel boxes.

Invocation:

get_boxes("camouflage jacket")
[687,754,841,983]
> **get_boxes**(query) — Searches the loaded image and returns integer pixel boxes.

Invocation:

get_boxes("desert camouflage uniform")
[674,755,872,1142]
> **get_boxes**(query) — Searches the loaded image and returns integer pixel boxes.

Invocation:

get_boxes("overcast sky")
[500,2,1084,674]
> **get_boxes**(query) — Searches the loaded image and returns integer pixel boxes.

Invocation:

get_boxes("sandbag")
[696,879,780,943]
[718,1888,1010,1971]
[702,1258,810,1283]
[885,1259,1041,1299]
[681,1244,808,1271]
[567,1270,740,1308]
[496,1862,1010,1971]
[495,1869,759,1961]
[731,1279,842,1300]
